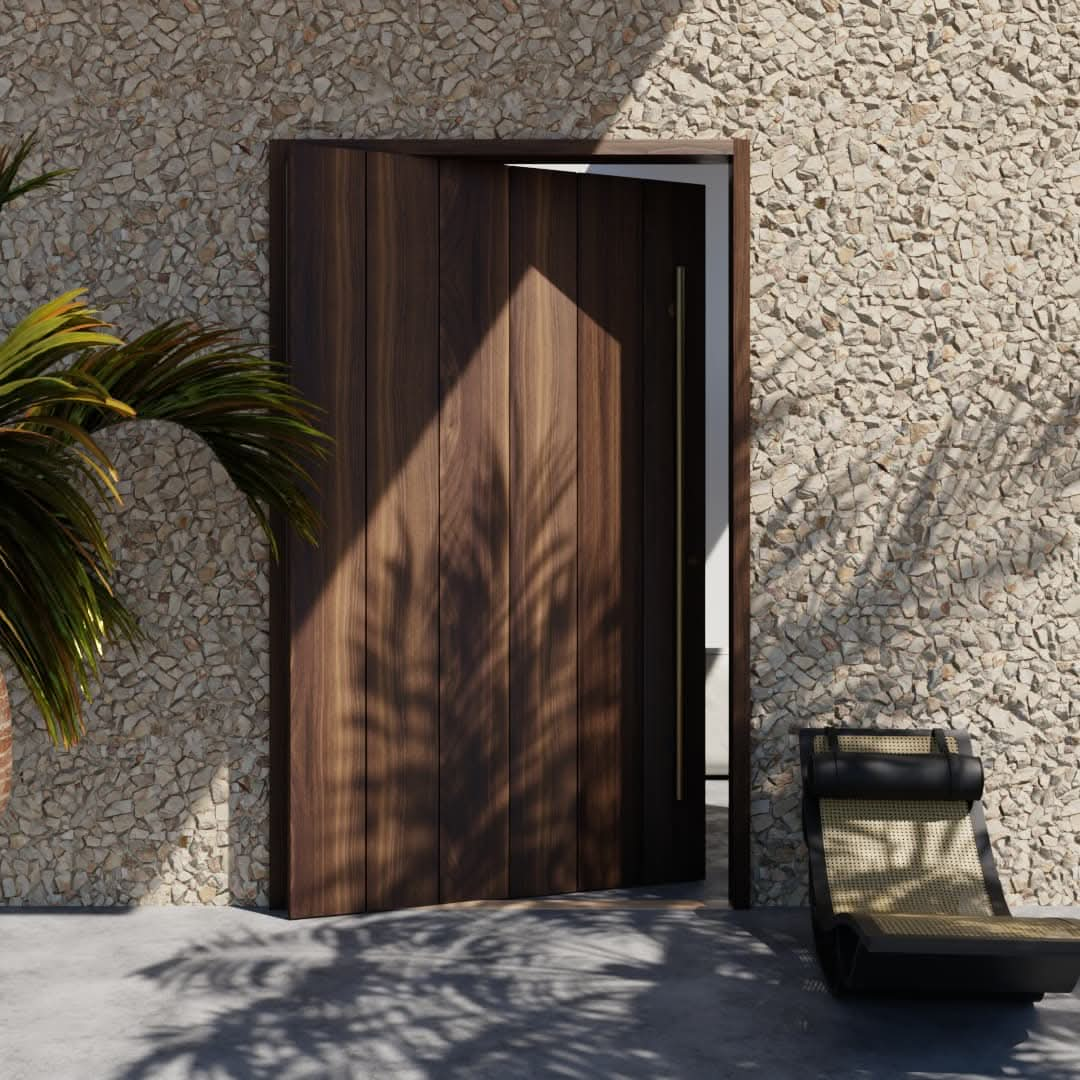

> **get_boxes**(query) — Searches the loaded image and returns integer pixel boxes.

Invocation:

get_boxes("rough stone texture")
[0,424,270,906]
[0,675,11,819]
[0,0,1078,907]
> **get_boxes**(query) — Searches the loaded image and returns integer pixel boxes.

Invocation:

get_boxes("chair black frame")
[800,726,1080,999]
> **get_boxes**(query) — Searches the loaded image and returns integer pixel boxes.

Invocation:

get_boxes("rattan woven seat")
[800,727,1080,999]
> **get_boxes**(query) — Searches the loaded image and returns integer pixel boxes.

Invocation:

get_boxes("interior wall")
[0,1,1077,908]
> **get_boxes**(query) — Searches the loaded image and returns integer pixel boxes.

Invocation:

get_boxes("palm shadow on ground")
[108,906,1080,1080]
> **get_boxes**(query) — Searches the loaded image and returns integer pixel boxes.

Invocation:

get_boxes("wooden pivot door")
[271,143,705,917]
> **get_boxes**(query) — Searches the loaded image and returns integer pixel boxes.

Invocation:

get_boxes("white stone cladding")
[0,0,1078,906]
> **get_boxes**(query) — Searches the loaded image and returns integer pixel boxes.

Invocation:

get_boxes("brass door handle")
[675,264,685,803]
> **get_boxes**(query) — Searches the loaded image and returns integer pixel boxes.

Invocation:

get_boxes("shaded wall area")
[0,0,1077,905]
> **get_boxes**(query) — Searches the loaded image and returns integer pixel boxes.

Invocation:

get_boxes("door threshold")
[428,897,732,912]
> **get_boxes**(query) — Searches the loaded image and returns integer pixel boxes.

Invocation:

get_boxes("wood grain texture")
[507,169,579,898]
[270,144,742,914]
[577,173,644,891]
[641,179,707,885]
[729,139,753,909]
[268,141,289,911]
[365,152,441,912]
[438,159,511,902]
[284,144,367,918]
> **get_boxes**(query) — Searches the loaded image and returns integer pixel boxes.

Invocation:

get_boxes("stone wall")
[1,0,1077,907]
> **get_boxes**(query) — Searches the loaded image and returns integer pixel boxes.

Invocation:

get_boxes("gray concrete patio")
[3,902,1080,1080]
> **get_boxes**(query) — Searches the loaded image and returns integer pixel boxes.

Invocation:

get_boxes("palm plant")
[0,133,326,816]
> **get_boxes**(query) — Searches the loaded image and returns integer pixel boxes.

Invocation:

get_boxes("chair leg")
[814,922,855,996]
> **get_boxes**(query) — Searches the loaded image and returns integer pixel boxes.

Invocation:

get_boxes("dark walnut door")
[271,144,704,917]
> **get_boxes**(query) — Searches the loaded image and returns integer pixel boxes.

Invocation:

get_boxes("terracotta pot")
[0,671,11,818]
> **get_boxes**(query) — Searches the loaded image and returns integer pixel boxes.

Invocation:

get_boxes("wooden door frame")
[269,138,752,910]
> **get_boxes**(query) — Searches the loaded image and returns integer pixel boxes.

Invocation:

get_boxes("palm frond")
[0,130,73,213]
[0,289,125,390]
[0,293,144,743]
[52,321,330,557]
[0,291,135,505]
[0,129,328,746]
[0,426,139,745]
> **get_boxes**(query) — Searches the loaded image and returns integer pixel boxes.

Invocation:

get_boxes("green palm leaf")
[0,289,125,385]
[0,292,144,744]
[0,133,328,748]
[0,308,328,745]
[53,322,329,555]
[0,130,73,213]
[0,425,137,747]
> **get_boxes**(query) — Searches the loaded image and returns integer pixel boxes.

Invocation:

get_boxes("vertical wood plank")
[365,152,441,912]
[680,184,708,885]
[641,179,707,884]
[730,140,753,909]
[268,141,289,912]
[577,174,644,891]
[439,159,511,902]
[508,169,579,898]
[284,144,367,918]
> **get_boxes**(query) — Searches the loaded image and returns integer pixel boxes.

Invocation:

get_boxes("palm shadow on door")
[273,149,704,917]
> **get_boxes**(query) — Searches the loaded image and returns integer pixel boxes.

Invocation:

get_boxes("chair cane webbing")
[820,799,993,916]
[813,733,958,755]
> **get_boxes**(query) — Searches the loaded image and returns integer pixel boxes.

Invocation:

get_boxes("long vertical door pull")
[675,264,686,802]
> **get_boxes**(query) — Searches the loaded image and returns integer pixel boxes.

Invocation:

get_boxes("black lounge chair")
[799,726,1080,999]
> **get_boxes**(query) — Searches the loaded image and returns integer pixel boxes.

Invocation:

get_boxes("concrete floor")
[4,788,1077,1078]
[3,903,1080,1080]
